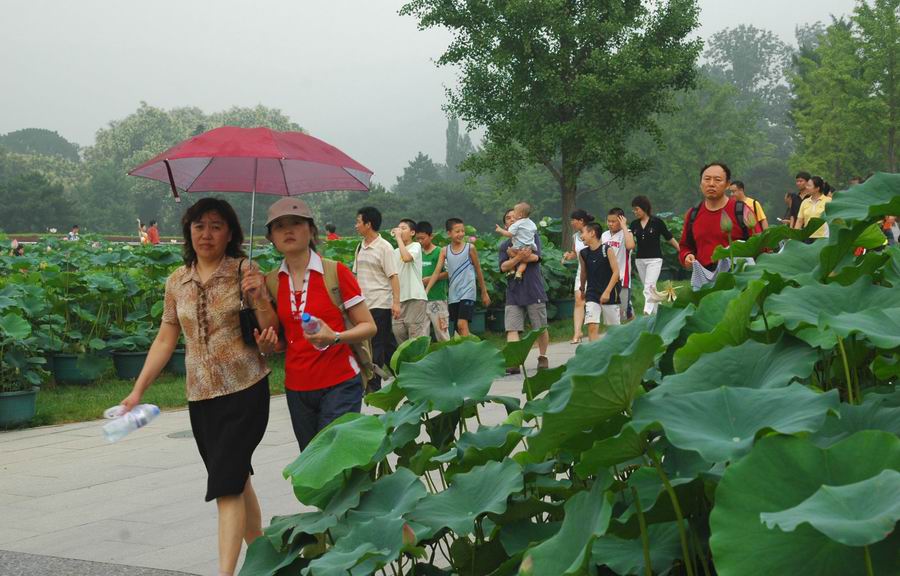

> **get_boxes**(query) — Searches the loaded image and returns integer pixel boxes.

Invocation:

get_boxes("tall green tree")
[400,0,702,248]
[445,117,475,180]
[394,152,443,197]
[0,172,76,233]
[0,128,80,162]
[855,0,900,172]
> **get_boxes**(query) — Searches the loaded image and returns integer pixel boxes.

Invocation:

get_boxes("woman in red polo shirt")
[251,197,376,450]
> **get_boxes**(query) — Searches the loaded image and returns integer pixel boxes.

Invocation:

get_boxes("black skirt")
[188,376,270,501]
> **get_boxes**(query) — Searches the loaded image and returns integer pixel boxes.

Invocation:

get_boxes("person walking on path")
[425,218,490,337]
[788,171,811,228]
[353,206,399,392]
[120,198,275,576]
[251,197,376,451]
[679,162,761,290]
[728,181,769,230]
[498,208,549,374]
[417,221,451,341]
[147,220,161,245]
[494,202,538,280]
[579,221,621,340]
[601,208,636,323]
[794,176,833,240]
[562,209,594,343]
[629,196,679,315]
[391,219,430,343]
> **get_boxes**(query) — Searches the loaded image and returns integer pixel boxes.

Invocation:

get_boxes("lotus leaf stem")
[630,486,652,576]
[649,449,695,576]
[863,545,874,576]
[690,522,711,576]
[837,336,856,405]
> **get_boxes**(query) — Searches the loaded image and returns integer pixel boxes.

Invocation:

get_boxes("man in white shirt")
[601,208,636,322]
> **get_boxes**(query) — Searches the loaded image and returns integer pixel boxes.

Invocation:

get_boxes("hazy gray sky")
[1,0,857,186]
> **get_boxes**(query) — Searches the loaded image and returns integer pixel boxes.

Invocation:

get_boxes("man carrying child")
[495,202,538,281]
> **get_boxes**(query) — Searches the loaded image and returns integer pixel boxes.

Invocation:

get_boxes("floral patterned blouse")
[162,256,269,401]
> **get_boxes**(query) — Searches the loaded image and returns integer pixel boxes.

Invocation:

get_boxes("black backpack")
[684,200,751,253]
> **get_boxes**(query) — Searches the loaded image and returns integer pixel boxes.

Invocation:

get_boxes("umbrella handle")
[163,160,181,203]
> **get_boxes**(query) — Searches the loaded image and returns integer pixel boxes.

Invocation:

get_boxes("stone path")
[0,341,577,576]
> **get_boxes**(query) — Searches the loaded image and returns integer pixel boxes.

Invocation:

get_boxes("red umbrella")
[128,126,373,255]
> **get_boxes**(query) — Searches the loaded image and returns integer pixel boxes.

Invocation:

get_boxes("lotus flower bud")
[519,555,534,575]
[720,212,733,234]
[402,523,416,547]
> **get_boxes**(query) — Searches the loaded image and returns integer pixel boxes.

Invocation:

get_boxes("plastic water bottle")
[102,404,160,443]
[301,312,330,351]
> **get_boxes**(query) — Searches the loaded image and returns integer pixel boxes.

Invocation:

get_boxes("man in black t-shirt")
[578,222,621,340]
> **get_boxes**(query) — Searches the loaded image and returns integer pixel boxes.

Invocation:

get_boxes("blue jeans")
[285,375,363,450]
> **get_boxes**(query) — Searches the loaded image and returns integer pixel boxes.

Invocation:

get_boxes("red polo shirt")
[277,252,365,392]
[679,197,761,268]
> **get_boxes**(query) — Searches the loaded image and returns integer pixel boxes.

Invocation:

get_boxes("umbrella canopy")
[128,126,373,199]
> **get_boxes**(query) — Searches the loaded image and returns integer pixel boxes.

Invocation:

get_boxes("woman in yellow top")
[795,176,832,240]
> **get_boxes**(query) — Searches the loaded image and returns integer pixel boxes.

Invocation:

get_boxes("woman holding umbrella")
[120,198,275,576]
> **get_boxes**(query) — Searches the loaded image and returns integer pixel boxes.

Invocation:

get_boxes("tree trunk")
[559,158,579,252]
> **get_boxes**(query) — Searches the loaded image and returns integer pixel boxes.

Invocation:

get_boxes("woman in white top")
[562,209,596,344]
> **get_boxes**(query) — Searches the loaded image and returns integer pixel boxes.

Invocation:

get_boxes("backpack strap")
[321,258,344,312]
[684,201,703,253]
[733,200,751,240]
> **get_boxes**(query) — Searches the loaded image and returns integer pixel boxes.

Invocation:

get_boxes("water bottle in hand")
[103,404,160,443]
[301,312,330,351]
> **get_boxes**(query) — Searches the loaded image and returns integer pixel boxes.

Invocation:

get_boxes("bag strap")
[684,201,703,253]
[238,258,247,308]
[734,200,751,240]
[322,258,345,313]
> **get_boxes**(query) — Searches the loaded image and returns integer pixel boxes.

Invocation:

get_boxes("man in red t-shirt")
[147,220,160,245]
[679,162,760,270]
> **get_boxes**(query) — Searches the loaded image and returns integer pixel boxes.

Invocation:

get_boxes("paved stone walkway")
[0,341,577,576]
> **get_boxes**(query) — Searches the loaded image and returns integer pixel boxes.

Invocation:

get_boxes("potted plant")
[107,321,154,380]
[0,310,48,428]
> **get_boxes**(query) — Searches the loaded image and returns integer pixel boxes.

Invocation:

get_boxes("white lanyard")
[287,267,311,321]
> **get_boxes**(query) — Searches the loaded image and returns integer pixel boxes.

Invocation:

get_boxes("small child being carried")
[495,202,538,280]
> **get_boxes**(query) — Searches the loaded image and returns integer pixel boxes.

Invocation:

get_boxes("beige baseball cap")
[266,197,314,226]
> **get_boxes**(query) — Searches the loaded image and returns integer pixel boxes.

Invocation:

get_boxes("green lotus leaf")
[238,538,307,576]
[0,312,31,339]
[710,431,900,576]
[283,413,386,495]
[528,332,661,459]
[816,219,887,280]
[760,469,900,547]
[631,385,839,463]
[522,364,564,398]
[575,427,646,477]
[824,171,900,222]
[766,276,900,349]
[652,337,818,397]
[397,340,505,412]
[882,244,900,286]
[365,379,406,412]
[673,280,764,372]
[811,401,900,447]
[499,520,562,556]
[390,335,431,375]
[828,249,891,286]
[712,224,808,260]
[305,517,402,576]
[408,459,523,538]
[521,480,614,575]
[738,238,822,285]
[503,327,545,368]
[265,470,371,550]
[444,423,531,476]
[617,466,700,525]
[341,467,427,528]
[591,521,682,576]
[449,536,509,576]
[872,354,900,380]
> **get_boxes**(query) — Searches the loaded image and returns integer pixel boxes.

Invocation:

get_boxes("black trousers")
[369,307,397,392]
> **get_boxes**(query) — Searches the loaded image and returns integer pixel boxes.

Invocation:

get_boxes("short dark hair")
[399,218,418,232]
[417,221,434,235]
[357,206,382,231]
[583,222,603,239]
[795,171,812,181]
[446,217,464,231]
[325,223,336,233]
[810,176,825,191]
[731,180,745,191]
[72,224,79,229]
[630,195,652,215]
[608,207,626,217]
[181,197,246,266]
[149,220,158,227]
[701,162,732,182]
[569,209,595,223]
